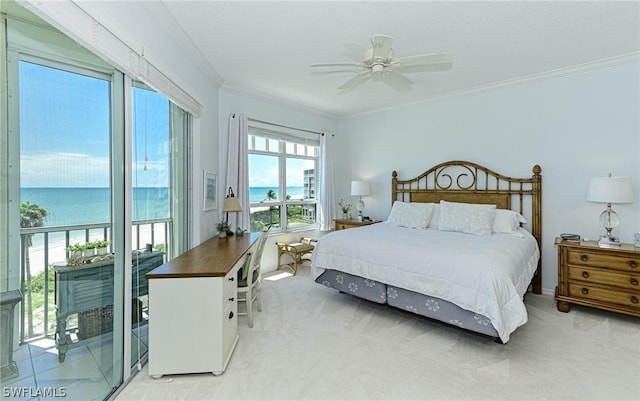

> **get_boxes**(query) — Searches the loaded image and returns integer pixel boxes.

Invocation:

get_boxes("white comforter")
[311,222,539,342]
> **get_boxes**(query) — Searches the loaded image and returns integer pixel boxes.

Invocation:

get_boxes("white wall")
[336,62,640,293]
[218,86,339,271]
[22,0,222,246]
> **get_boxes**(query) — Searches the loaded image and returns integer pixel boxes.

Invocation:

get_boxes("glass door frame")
[6,18,129,397]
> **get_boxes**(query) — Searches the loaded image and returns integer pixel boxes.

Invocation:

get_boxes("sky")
[18,59,313,192]
[248,154,314,188]
[19,60,169,188]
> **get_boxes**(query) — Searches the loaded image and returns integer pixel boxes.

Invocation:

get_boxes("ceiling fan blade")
[383,71,413,93]
[338,71,371,93]
[394,63,452,73]
[311,69,364,75]
[371,34,393,58]
[310,62,363,68]
[394,53,452,68]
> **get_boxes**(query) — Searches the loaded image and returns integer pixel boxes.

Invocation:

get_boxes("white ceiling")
[154,1,639,117]
[16,1,636,118]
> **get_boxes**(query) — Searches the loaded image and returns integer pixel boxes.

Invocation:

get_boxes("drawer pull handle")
[580,255,588,262]
[229,277,235,282]
[631,278,639,286]
[630,260,638,269]
[229,297,235,302]
[631,296,639,304]
[581,271,589,279]
[228,311,234,319]
[581,288,589,295]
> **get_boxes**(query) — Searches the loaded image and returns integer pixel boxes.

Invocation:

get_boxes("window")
[248,128,319,232]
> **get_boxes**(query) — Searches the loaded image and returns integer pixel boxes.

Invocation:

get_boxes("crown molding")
[347,52,640,119]
[143,2,223,88]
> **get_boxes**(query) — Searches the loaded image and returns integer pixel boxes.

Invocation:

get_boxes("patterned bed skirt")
[315,269,500,339]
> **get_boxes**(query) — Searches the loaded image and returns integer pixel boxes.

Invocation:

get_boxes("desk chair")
[237,226,271,328]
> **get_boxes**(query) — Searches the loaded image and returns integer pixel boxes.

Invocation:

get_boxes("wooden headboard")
[392,160,542,294]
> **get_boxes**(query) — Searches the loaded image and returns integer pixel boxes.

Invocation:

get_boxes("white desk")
[146,233,258,377]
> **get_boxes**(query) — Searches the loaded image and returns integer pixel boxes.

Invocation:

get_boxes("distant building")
[303,168,315,200]
[303,168,315,221]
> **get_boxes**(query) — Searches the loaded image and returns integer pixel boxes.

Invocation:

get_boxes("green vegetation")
[248,189,314,231]
[31,269,54,293]
[20,201,48,338]
[249,204,313,232]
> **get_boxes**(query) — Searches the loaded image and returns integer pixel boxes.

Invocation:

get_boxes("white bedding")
[311,222,540,342]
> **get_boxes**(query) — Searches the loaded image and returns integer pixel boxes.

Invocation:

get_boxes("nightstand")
[555,237,640,317]
[334,219,379,230]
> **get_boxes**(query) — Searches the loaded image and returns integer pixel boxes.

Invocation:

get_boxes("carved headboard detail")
[391,160,542,294]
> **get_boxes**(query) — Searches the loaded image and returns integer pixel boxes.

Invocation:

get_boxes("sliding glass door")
[129,82,189,370]
[3,13,190,400]
[15,57,123,399]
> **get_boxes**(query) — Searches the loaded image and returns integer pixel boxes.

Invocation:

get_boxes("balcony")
[18,219,171,344]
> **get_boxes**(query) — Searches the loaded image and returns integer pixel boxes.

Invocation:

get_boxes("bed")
[311,160,542,343]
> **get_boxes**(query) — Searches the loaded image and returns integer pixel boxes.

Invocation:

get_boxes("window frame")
[247,128,319,233]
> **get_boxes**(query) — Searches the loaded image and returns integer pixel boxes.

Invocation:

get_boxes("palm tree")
[264,189,277,225]
[20,201,48,337]
[264,189,277,201]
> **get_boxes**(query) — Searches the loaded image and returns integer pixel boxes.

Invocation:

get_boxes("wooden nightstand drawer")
[567,249,640,272]
[568,266,640,291]
[334,219,379,230]
[568,283,640,310]
[556,238,640,317]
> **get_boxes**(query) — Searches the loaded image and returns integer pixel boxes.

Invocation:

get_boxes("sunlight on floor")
[264,271,293,281]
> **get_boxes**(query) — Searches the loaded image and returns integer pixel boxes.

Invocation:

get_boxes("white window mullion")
[279,146,286,229]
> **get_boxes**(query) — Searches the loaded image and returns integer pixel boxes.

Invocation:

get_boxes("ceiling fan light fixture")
[310,34,452,93]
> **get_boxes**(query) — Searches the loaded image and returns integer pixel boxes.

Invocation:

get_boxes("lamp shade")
[351,181,370,197]
[223,196,243,212]
[586,176,633,204]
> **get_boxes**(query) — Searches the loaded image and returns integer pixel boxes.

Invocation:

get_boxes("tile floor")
[2,326,148,401]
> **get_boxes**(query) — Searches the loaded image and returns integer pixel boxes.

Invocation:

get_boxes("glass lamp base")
[598,236,621,248]
[599,208,619,232]
[598,207,620,247]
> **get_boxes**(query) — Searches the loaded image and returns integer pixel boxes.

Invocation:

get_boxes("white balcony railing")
[18,219,171,343]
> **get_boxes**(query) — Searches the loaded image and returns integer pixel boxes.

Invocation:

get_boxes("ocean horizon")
[20,186,306,227]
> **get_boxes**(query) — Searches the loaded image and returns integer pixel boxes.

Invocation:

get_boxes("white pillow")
[427,204,440,229]
[493,209,527,237]
[387,201,434,228]
[438,200,496,236]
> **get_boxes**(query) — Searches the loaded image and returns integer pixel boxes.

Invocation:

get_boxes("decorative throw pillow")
[492,209,527,236]
[387,201,434,228]
[438,200,496,236]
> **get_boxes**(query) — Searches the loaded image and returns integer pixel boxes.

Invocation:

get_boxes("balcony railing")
[19,219,171,343]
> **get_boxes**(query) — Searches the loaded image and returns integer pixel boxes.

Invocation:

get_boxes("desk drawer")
[222,297,237,357]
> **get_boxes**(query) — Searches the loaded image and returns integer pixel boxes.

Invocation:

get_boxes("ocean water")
[21,187,170,227]
[21,186,306,227]
[249,186,304,203]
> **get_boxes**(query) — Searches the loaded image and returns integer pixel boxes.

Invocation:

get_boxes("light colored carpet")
[116,265,640,401]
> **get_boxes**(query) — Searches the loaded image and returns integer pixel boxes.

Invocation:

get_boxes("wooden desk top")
[146,232,259,279]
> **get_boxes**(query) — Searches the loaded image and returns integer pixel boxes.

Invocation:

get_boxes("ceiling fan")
[310,34,452,94]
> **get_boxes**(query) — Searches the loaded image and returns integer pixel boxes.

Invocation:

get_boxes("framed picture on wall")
[203,170,217,211]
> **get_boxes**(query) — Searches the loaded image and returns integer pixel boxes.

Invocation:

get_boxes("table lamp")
[223,186,243,236]
[351,180,370,221]
[586,174,633,247]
